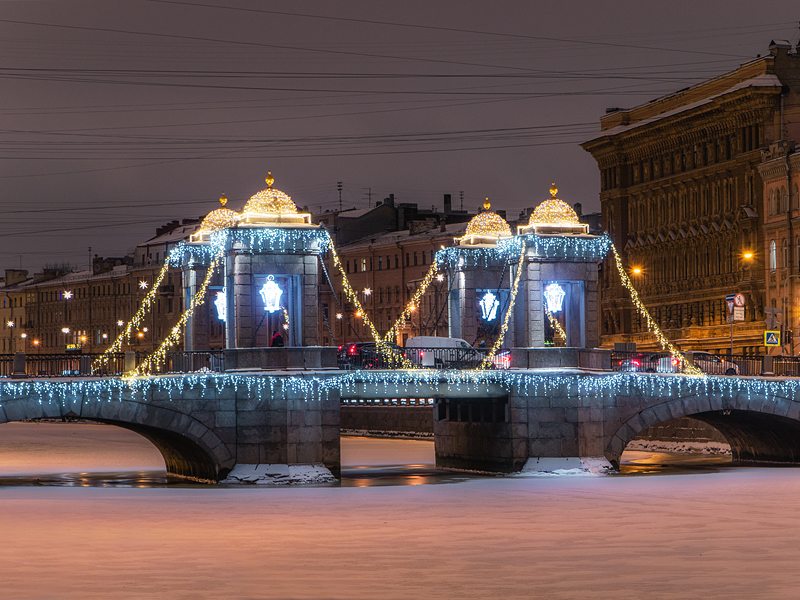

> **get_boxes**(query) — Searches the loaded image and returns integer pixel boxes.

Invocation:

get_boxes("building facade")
[582,41,800,355]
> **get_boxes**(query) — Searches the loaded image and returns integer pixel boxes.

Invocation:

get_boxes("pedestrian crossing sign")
[765,330,781,347]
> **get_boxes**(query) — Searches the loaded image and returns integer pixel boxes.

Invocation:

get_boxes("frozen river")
[1,422,800,599]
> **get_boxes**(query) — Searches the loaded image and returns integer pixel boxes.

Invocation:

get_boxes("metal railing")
[338,346,511,370]
[1,350,225,378]
[611,351,800,377]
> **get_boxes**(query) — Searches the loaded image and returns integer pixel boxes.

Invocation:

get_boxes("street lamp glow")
[363,288,372,296]
[6,320,13,327]
[743,252,754,260]
[20,333,27,339]
[63,290,73,299]
[137,331,145,338]
[632,267,642,275]
[436,274,444,282]
[33,339,39,346]
[61,327,70,334]
[102,333,108,339]
[117,320,124,326]
[139,280,149,289]
[336,313,342,319]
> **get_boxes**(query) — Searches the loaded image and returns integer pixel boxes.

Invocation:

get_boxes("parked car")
[405,336,477,368]
[337,342,405,369]
[657,351,738,375]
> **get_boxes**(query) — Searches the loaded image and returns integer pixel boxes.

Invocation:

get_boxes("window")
[378,257,383,270]
[361,258,367,272]
[770,240,777,271]
[769,190,776,215]
[395,255,399,268]
[346,260,350,274]
[405,253,409,267]
[783,239,789,270]
[794,184,800,211]
[414,252,418,266]
[421,252,426,266]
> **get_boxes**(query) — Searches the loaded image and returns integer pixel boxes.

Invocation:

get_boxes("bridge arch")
[0,396,234,482]
[605,393,800,468]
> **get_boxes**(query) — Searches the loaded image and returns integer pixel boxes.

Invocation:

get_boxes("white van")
[405,336,478,368]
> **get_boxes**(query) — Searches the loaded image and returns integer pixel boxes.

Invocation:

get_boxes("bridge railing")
[0,350,225,377]
[339,346,511,370]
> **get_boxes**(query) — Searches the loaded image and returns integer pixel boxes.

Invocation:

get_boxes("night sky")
[1,0,798,272]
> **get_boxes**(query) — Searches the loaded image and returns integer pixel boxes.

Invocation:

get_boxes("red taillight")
[631,360,640,367]
[672,358,680,366]
[349,345,357,354]
[419,350,424,357]
[337,345,342,351]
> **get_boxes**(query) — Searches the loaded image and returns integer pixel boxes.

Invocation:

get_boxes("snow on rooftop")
[586,73,782,142]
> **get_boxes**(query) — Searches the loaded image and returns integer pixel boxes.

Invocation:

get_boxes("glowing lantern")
[214,291,227,321]
[259,275,283,313]
[544,283,566,313]
[479,291,500,321]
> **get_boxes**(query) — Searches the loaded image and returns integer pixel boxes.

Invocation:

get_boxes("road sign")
[765,330,781,347]
[734,293,745,307]
[727,315,734,323]
[733,306,745,321]
[726,294,735,315]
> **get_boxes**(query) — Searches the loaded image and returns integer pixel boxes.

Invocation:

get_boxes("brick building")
[582,40,800,354]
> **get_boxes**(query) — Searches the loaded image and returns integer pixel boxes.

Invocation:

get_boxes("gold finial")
[266,172,274,188]
[483,198,491,211]
[219,193,227,207]
[550,183,558,198]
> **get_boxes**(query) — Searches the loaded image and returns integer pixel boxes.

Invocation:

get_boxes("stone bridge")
[2,370,800,481]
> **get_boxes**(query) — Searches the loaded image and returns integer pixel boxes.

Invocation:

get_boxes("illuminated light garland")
[383,260,440,346]
[91,253,175,374]
[328,243,382,345]
[545,307,567,341]
[478,239,526,370]
[609,244,702,376]
[282,307,291,332]
[128,247,224,377]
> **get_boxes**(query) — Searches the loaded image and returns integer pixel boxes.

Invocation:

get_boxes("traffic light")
[786,329,793,347]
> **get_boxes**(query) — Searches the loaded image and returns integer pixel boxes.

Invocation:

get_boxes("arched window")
[783,239,789,270]
[769,189,776,215]
[794,184,800,211]
[770,240,777,271]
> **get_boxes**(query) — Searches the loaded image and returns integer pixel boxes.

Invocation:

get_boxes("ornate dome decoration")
[518,184,589,236]
[239,172,313,227]
[190,194,240,243]
[455,199,513,247]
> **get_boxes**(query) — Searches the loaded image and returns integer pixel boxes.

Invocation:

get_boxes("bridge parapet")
[5,370,800,479]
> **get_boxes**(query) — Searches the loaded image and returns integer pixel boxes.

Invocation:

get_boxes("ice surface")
[2,423,800,599]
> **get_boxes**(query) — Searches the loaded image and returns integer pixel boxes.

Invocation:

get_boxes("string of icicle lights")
[5,371,800,412]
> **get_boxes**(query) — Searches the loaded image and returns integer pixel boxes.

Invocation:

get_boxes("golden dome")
[199,194,239,232]
[455,199,512,246]
[239,172,314,228]
[519,184,589,235]
[241,172,299,215]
